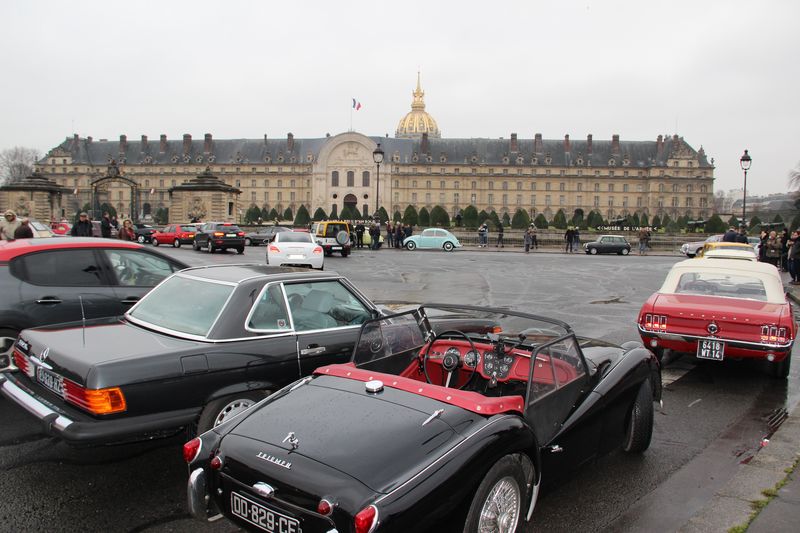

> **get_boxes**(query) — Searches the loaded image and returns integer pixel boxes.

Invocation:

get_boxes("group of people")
[69,211,138,241]
[563,227,581,253]
[757,227,797,283]
[476,222,509,248]
[354,221,414,250]
[0,210,34,240]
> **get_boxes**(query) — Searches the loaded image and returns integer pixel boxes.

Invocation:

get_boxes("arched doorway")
[90,161,140,221]
[343,193,358,216]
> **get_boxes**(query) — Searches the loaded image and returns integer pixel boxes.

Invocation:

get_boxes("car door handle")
[300,346,326,356]
[36,298,62,304]
[120,297,140,305]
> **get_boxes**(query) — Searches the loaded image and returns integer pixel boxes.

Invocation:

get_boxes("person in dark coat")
[386,222,394,248]
[118,219,136,241]
[722,226,738,242]
[735,226,749,244]
[395,223,404,248]
[355,222,365,248]
[13,218,34,239]
[100,211,113,238]
[788,231,799,285]
[496,223,504,248]
[71,212,93,236]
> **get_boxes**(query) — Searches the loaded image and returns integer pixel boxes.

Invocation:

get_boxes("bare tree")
[0,146,40,185]
[790,161,800,191]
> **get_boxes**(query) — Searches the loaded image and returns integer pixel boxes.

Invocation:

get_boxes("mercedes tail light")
[13,349,30,375]
[644,314,667,331]
[354,505,378,533]
[237,232,245,237]
[313,246,323,255]
[183,437,202,463]
[761,326,788,344]
[63,382,127,415]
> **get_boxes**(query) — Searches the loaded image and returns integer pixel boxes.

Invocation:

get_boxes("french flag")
[352,98,362,111]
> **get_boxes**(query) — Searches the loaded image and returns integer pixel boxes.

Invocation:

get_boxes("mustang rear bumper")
[0,372,200,445]
[638,328,793,361]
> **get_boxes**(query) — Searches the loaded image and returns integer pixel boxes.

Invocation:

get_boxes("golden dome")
[395,73,441,139]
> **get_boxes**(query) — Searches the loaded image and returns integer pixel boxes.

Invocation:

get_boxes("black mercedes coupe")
[0,265,379,445]
[186,305,661,533]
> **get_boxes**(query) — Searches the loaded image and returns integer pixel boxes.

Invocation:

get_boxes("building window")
[412,192,417,202]
[671,197,679,207]
[559,182,565,191]
[517,181,522,190]
[394,192,399,203]
[545,195,551,206]
[531,194,536,205]
[658,184,665,192]
[516,194,522,205]
[425,193,431,204]
[545,182,551,191]
[440,180,445,189]
[488,182,494,190]
[502,194,508,206]
[637,196,642,207]
[502,181,508,190]
[251,192,256,202]
[687,184,693,193]
[471,193,477,204]
[426,180,431,189]
[347,171,354,187]
[362,171,370,187]
[454,193,459,205]
[251,179,256,187]
[686,197,693,207]
[488,193,494,204]
[454,168,460,174]
[593,196,600,207]
[471,181,477,189]
[332,171,339,186]
[412,180,417,188]
[277,192,282,201]
[623,184,629,192]
[264,192,269,202]
[576,195,582,206]
[608,197,614,207]
[559,195,565,206]
[577,183,583,192]
[454,181,460,189]
[672,184,679,193]
[277,180,282,188]
[594,183,600,192]
[440,193,445,204]
[531,182,536,191]
[608,184,614,192]
[623,197,628,207]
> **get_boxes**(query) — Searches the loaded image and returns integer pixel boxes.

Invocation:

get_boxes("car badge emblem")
[256,452,292,470]
[40,347,50,362]
[707,322,719,335]
[252,482,275,499]
[282,432,299,450]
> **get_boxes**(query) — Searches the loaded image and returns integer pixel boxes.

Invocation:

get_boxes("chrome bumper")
[638,327,794,352]
[187,468,209,520]
[0,373,74,432]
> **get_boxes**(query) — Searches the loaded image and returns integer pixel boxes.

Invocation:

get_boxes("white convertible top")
[659,258,785,303]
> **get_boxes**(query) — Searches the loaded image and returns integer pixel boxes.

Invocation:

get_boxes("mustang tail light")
[183,438,202,463]
[644,314,667,331]
[354,505,378,533]
[269,245,281,253]
[213,232,225,237]
[313,246,323,255]
[63,382,127,415]
[13,349,30,375]
[317,498,334,516]
[761,326,788,344]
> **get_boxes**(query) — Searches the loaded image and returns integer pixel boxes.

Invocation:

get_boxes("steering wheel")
[422,330,478,390]
[688,280,714,293]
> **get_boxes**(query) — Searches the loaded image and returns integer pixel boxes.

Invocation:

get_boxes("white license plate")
[697,339,724,361]
[227,233,238,237]
[230,492,300,533]
[36,367,64,396]
[287,254,304,259]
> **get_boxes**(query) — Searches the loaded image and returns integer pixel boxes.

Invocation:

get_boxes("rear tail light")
[317,498,334,516]
[269,245,280,253]
[213,232,225,237]
[183,438,202,463]
[313,246,323,255]
[237,232,245,237]
[63,382,127,414]
[761,325,788,344]
[354,505,378,533]
[644,314,667,331]
[13,349,30,375]
[210,455,223,470]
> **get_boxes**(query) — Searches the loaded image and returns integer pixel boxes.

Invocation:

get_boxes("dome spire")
[411,71,425,110]
[396,72,440,139]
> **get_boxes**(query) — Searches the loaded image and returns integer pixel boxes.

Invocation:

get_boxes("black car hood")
[18,317,200,388]
[226,374,482,494]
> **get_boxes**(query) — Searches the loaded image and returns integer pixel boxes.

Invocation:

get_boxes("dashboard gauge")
[445,347,461,360]
[464,350,480,368]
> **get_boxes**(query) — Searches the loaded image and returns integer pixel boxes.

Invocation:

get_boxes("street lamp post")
[372,142,384,221]
[739,149,752,227]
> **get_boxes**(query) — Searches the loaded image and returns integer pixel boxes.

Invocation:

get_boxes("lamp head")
[739,149,752,171]
[372,143,385,164]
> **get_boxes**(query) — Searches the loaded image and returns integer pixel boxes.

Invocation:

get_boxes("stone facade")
[0,172,65,222]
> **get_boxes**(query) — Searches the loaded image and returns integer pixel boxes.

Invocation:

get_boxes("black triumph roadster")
[186,305,661,533]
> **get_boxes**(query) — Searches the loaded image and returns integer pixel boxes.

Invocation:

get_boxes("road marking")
[688,399,702,408]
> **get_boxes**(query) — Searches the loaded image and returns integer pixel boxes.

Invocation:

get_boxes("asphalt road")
[1,244,797,532]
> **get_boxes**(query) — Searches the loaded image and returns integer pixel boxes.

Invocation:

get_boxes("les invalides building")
[21,76,714,224]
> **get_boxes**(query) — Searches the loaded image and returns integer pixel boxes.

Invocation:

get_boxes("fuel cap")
[365,380,384,393]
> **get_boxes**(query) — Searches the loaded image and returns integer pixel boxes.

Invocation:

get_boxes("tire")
[173,239,181,248]
[152,238,159,246]
[0,328,20,370]
[196,392,265,434]
[207,241,214,254]
[769,354,791,379]
[136,235,145,244]
[406,241,417,251]
[245,238,252,246]
[463,455,526,533]
[341,250,349,257]
[589,247,598,255]
[443,241,454,251]
[192,240,200,251]
[620,248,630,256]
[236,247,245,255]
[623,379,654,453]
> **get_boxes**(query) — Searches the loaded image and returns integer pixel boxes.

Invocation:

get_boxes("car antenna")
[79,295,86,346]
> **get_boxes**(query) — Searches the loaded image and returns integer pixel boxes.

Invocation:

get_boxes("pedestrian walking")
[0,210,22,240]
[71,212,93,236]
[404,223,412,243]
[788,230,800,285]
[355,222,365,248]
[100,211,113,238]
[637,227,649,255]
[780,228,789,272]
[386,222,394,248]
[529,224,538,249]
[735,226,749,244]
[395,223,404,248]
[523,228,534,253]
[496,222,504,248]
[758,230,768,262]
[564,227,575,253]
[13,218,34,239]
[477,223,488,247]
[118,219,136,241]
[764,231,782,267]
[571,228,580,252]
[722,226,738,242]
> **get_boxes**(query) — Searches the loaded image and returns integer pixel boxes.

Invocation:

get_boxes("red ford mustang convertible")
[638,258,795,377]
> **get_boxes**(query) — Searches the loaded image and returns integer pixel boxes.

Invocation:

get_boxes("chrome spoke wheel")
[213,398,257,427]
[477,476,521,533]
[0,334,17,370]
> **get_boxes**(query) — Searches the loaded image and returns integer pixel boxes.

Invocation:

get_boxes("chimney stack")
[421,132,429,154]
[534,133,543,154]
[160,134,167,153]
[119,134,127,154]
[141,135,148,151]
[563,134,571,153]
[87,136,93,144]
[287,132,294,152]
[611,134,620,155]
[656,134,664,159]
[183,134,192,155]
[510,133,518,153]
[204,133,213,154]
[587,134,593,154]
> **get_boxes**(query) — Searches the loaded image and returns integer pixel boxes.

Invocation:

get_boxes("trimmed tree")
[244,205,262,224]
[631,213,640,227]
[312,207,327,221]
[462,205,479,229]
[418,207,430,227]
[651,214,661,228]
[283,207,293,221]
[705,214,727,233]
[261,206,270,221]
[748,215,761,231]
[571,208,585,228]
[393,210,402,222]
[533,213,548,229]
[727,215,740,227]
[489,210,501,228]
[790,213,800,232]
[340,205,355,220]
[402,205,418,226]
[430,205,450,227]
[640,213,649,227]
[99,203,117,219]
[268,208,280,221]
[511,208,531,229]
[478,210,490,226]
[501,212,510,227]
[293,205,311,226]
[154,207,169,225]
[330,204,338,219]
[553,209,567,229]
[377,206,389,223]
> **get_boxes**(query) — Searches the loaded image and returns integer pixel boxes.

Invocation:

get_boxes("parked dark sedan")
[186,305,661,533]
[0,266,379,445]
[583,234,632,255]
[0,238,188,370]
[133,223,156,244]
[193,222,246,254]
[244,226,290,246]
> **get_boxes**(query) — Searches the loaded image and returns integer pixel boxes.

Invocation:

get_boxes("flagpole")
[350,104,353,132]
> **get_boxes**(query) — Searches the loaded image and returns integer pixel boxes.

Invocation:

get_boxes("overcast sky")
[1,0,797,196]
